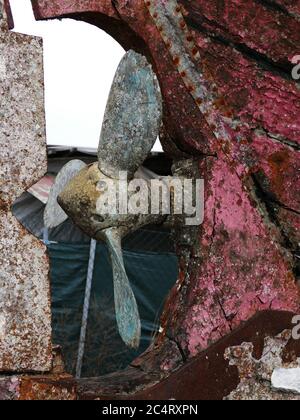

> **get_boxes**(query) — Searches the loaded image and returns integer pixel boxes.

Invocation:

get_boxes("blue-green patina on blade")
[44,159,87,229]
[104,227,141,349]
[98,50,162,179]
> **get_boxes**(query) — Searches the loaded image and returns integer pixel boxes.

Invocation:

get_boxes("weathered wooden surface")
[0,0,52,372]
[31,0,300,378]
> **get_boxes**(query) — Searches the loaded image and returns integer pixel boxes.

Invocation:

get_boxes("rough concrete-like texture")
[0,0,52,372]
[31,0,300,371]
[0,346,76,400]
[0,375,76,400]
[224,330,300,400]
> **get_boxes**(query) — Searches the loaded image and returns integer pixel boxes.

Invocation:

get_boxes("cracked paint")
[180,0,300,68]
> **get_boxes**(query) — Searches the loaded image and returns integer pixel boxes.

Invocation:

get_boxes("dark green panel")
[49,242,178,377]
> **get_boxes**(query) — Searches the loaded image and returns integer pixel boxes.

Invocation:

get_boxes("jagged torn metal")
[98,50,162,180]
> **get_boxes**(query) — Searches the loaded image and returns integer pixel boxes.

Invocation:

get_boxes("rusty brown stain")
[19,375,77,401]
[268,150,290,197]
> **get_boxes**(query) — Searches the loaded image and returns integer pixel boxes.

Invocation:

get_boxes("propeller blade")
[98,50,162,179]
[104,227,141,349]
[44,159,87,229]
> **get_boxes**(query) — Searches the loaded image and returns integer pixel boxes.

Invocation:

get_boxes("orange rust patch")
[180,20,186,29]
[213,96,232,116]
[0,199,8,212]
[19,375,76,401]
[225,110,234,118]
[268,150,290,196]
[158,265,186,337]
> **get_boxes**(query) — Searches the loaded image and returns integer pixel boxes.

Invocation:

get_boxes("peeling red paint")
[31,0,117,21]
[180,0,300,67]
[192,32,300,147]
[168,156,299,357]
[251,135,300,212]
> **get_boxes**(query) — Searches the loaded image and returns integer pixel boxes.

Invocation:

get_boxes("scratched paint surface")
[0,0,52,372]
[32,0,300,367]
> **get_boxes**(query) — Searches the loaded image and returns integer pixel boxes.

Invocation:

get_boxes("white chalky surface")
[272,368,300,394]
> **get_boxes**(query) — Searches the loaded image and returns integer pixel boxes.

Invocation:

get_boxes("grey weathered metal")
[44,159,87,229]
[0,0,52,372]
[98,50,162,180]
